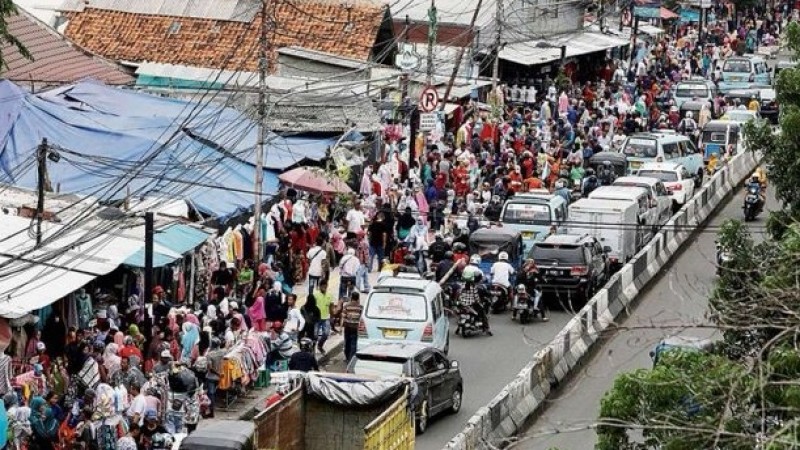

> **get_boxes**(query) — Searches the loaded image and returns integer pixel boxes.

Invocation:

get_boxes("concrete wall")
[442,149,762,450]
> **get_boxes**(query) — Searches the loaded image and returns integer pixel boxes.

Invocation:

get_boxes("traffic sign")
[419,113,438,131]
[418,86,440,113]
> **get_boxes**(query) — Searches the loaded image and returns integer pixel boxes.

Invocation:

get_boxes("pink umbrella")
[278,167,353,194]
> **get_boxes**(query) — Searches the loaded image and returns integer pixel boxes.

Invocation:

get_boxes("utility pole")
[35,138,48,246]
[600,0,606,31]
[144,212,154,306]
[254,0,272,260]
[491,0,503,91]
[440,0,483,110]
[426,0,436,85]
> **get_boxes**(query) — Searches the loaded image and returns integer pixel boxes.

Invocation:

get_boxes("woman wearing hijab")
[29,396,57,450]
[102,343,122,382]
[107,305,120,331]
[180,322,200,362]
[144,326,163,374]
[264,282,286,323]
[247,296,267,331]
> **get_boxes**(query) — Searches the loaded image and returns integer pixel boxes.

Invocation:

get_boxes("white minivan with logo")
[588,185,663,239]
[612,176,672,225]
[359,276,450,354]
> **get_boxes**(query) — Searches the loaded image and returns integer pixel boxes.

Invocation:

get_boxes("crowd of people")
[0,3,788,450]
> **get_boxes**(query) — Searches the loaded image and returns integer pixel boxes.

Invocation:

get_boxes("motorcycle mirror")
[450,360,459,369]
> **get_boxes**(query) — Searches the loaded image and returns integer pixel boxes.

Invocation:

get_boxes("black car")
[346,342,463,434]
[530,234,610,310]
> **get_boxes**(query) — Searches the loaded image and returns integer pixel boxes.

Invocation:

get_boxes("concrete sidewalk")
[216,267,378,420]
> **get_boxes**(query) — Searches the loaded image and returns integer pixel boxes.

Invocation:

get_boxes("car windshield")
[468,238,515,262]
[636,170,678,182]
[352,358,406,377]
[622,138,658,158]
[366,292,427,322]
[502,202,551,224]
[723,60,751,72]
[676,86,709,98]
[532,244,585,265]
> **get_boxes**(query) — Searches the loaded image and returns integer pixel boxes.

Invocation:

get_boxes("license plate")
[522,231,536,239]
[383,329,407,338]
[629,161,642,169]
[548,270,561,276]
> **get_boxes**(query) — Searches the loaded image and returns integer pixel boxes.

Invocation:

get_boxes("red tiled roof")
[63,0,387,72]
[1,7,134,85]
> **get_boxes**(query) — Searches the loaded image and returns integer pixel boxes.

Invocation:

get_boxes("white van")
[588,186,660,239]
[612,176,672,225]
[568,198,643,268]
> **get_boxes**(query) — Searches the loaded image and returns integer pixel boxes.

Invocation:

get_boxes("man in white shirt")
[345,202,366,240]
[490,251,515,289]
[338,248,361,299]
[306,237,327,292]
[126,382,147,426]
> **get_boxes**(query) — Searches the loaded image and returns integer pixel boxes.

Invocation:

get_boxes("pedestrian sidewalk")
[216,267,379,421]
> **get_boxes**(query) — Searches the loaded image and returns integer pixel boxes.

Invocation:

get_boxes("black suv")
[530,234,610,310]
[347,342,463,434]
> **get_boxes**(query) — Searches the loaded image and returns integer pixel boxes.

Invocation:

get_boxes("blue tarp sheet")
[124,223,211,267]
[0,80,338,218]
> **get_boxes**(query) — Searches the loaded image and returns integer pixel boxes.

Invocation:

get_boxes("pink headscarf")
[248,297,266,321]
[167,313,179,334]
[258,263,269,278]
[232,313,248,332]
[185,314,200,327]
[113,331,124,348]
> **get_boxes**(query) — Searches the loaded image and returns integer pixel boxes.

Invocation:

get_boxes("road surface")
[326,302,574,450]
[513,186,778,449]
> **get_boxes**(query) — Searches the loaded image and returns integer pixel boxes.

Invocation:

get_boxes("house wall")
[479,0,585,47]
[276,55,369,81]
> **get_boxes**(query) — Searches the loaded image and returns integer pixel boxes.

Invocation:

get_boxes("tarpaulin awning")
[0,214,141,317]
[0,80,345,218]
[278,167,353,194]
[499,31,630,66]
[639,24,665,36]
[123,223,211,268]
[660,7,678,19]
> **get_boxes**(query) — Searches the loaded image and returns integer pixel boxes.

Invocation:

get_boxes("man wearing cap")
[153,350,172,375]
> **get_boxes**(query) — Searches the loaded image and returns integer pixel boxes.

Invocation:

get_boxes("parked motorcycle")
[743,184,763,221]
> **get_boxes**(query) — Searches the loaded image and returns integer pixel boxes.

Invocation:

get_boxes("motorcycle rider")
[598,160,616,186]
[458,271,492,336]
[484,196,503,221]
[581,168,601,196]
[516,259,547,320]
[428,233,450,263]
[678,111,698,136]
[745,175,766,205]
[490,251,515,307]
[266,321,293,369]
[436,251,456,282]
[397,254,422,275]
[464,254,484,281]
[288,338,319,372]
[553,179,571,204]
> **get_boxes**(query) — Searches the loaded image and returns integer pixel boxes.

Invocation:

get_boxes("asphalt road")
[326,303,574,450]
[513,186,778,450]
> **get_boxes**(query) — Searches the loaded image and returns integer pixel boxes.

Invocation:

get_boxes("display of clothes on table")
[217,333,267,391]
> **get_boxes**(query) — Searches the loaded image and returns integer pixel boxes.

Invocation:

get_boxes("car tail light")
[421,323,433,342]
[571,266,589,276]
[669,183,682,191]
[609,257,618,264]
[358,319,368,337]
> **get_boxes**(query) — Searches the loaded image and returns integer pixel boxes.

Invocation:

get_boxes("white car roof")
[636,162,684,172]
[614,176,662,187]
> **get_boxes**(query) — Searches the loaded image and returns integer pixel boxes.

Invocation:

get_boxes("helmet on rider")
[444,250,454,259]
[685,111,694,119]
[470,254,481,265]
[404,254,417,266]
[498,251,509,261]
[516,284,527,293]
[453,242,467,252]
[300,338,314,352]
[585,168,595,177]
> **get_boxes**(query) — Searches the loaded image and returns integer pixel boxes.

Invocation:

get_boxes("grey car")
[346,342,463,434]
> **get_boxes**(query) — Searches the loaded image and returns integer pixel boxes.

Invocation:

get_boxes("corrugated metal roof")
[277,46,370,70]
[1,7,134,85]
[499,30,629,66]
[266,96,381,132]
[58,0,261,22]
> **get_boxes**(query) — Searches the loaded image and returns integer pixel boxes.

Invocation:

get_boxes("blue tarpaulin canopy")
[0,80,340,218]
[123,223,211,267]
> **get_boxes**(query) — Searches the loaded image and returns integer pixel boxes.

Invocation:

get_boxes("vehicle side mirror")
[450,360,459,369]
[603,246,612,253]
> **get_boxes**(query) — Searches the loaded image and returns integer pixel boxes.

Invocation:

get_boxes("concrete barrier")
[443,150,761,450]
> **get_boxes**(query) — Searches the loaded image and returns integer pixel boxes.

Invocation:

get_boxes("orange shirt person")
[524,176,544,191]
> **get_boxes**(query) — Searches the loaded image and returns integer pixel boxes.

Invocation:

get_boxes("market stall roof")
[123,223,212,268]
[0,80,343,218]
[498,31,629,66]
[0,213,141,318]
[639,24,665,36]
[278,167,353,194]
[660,7,678,19]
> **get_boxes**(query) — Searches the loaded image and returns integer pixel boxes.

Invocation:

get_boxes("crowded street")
[0,0,793,448]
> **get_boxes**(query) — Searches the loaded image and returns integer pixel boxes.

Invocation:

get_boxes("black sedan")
[347,342,463,434]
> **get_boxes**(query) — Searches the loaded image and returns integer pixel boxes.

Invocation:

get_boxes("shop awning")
[639,24,665,36]
[660,7,678,19]
[123,223,211,268]
[499,31,630,66]
[0,214,142,318]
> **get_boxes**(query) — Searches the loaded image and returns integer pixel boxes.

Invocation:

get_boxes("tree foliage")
[596,22,800,450]
[0,0,30,70]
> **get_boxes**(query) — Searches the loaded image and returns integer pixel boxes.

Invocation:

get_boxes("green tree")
[0,0,30,70]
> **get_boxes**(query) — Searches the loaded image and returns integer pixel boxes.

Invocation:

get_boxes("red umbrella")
[278,167,353,194]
